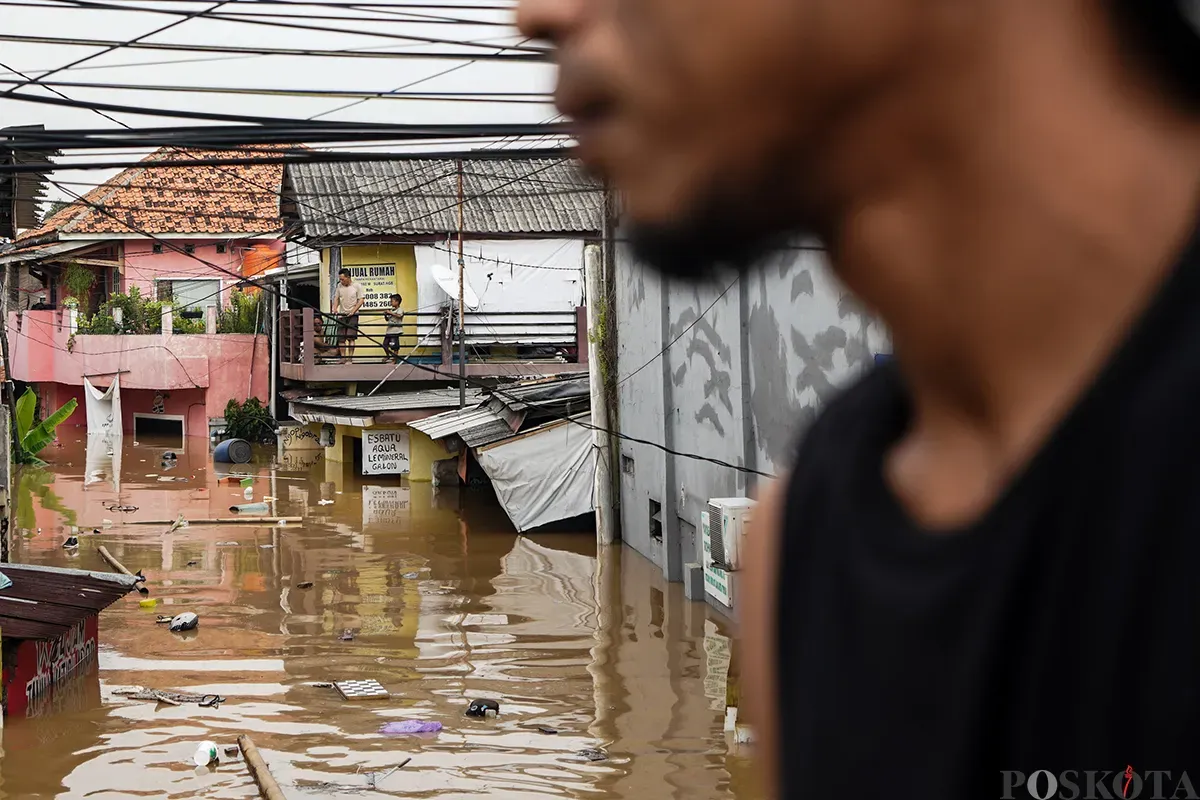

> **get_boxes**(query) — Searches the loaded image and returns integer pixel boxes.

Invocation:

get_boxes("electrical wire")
[616,279,738,387]
[44,180,771,478]
[0,79,552,104]
[0,33,549,62]
[1,0,238,98]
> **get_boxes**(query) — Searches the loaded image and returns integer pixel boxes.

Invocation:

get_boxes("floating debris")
[216,541,239,546]
[194,742,218,767]
[334,679,389,701]
[168,612,199,632]
[297,581,314,589]
[187,560,199,567]
[318,499,335,506]
[576,748,608,762]
[62,536,79,549]
[466,699,500,719]
[338,629,355,641]
[379,720,441,735]
[223,745,240,758]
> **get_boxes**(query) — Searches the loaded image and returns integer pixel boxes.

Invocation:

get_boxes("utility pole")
[585,244,615,546]
[457,159,467,408]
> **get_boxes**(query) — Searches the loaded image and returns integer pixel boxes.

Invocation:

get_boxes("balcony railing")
[278,307,588,383]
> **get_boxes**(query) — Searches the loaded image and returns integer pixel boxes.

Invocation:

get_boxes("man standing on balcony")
[332,268,364,363]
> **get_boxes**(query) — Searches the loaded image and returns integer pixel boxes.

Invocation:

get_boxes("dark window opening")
[183,244,196,255]
[152,243,163,254]
[216,244,227,254]
[649,499,662,541]
[134,415,183,447]
[621,454,635,475]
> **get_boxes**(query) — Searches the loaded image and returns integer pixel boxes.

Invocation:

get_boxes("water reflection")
[1,436,757,800]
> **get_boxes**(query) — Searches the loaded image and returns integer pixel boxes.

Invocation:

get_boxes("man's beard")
[622,176,805,282]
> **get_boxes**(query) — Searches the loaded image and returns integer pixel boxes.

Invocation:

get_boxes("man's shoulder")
[788,364,904,484]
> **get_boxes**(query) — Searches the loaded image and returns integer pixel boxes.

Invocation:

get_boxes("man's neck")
[822,20,1200,527]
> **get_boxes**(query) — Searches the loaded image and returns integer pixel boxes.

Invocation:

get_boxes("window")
[183,244,196,254]
[216,244,227,254]
[152,243,163,254]
[156,278,221,312]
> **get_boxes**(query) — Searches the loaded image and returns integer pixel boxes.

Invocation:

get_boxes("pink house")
[1,147,286,440]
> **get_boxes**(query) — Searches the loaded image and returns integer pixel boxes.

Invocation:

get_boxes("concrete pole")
[585,244,616,546]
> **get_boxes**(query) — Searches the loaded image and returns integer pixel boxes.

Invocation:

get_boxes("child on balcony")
[382,294,405,362]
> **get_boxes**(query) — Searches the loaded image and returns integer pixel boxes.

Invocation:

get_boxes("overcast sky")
[0,0,558,199]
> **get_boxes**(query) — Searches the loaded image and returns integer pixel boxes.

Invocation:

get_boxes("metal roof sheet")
[292,389,484,414]
[494,374,590,411]
[408,401,520,446]
[287,158,603,239]
[0,563,139,641]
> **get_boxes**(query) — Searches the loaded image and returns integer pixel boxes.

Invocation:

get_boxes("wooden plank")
[117,517,301,526]
[97,546,134,577]
[238,735,288,800]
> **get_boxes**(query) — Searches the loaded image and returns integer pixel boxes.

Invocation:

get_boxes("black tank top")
[778,239,1200,798]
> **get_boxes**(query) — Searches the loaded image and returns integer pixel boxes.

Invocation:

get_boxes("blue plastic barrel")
[213,438,253,464]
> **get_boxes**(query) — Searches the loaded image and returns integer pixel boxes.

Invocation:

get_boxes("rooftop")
[285,157,603,241]
[18,146,287,245]
[0,562,139,640]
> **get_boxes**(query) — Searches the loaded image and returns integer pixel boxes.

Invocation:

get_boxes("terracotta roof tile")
[20,146,287,242]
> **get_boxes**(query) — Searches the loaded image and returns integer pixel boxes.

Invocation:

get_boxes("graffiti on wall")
[8,616,99,718]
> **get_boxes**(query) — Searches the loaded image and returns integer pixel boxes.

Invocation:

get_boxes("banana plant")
[13,387,78,465]
[15,467,77,530]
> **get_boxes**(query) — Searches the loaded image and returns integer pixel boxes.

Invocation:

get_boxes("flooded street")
[1,437,758,800]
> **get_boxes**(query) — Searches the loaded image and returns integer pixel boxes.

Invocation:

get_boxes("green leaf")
[14,388,36,441]
[19,398,78,457]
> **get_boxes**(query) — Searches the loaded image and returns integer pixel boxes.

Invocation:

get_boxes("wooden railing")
[278,307,587,377]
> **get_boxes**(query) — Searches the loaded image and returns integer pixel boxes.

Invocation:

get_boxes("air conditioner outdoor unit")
[701,497,755,608]
[707,497,755,571]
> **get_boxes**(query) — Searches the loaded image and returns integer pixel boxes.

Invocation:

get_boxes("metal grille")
[707,502,728,569]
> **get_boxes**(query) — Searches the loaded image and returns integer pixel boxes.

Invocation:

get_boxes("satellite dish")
[430,248,480,310]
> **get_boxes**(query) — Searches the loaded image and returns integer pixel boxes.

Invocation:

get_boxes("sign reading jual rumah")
[1003,769,1197,800]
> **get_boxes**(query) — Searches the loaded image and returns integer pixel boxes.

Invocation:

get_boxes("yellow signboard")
[345,263,398,310]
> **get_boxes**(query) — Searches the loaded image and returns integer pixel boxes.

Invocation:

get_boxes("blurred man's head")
[519,0,1200,280]
[338,269,352,286]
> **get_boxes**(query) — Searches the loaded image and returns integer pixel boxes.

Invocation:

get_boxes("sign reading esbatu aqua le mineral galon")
[361,430,411,475]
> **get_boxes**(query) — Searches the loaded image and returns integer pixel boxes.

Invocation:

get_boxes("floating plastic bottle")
[193,741,218,767]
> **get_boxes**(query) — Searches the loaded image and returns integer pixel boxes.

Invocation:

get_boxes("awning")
[475,413,595,532]
[0,563,139,640]
[289,388,484,429]
[408,399,521,447]
[0,240,99,266]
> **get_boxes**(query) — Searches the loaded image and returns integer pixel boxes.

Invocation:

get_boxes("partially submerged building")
[0,563,139,718]
[272,155,603,499]
[1,147,283,442]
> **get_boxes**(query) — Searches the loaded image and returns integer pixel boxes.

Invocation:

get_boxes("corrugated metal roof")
[0,240,101,266]
[408,400,520,447]
[0,563,139,641]
[494,374,590,411]
[292,389,484,414]
[288,158,603,239]
[461,419,522,448]
[409,403,501,440]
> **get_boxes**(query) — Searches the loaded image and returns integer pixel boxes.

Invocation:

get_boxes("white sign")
[361,430,411,475]
[362,485,411,525]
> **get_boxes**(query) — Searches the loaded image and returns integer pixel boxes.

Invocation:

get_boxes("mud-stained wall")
[614,245,889,611]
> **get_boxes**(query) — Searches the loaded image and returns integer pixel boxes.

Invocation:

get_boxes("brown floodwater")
[1,436,759,800]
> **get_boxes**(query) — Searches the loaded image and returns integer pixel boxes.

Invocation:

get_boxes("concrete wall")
[123,239,284,304]
[614,245,889,613]
[7,310,269,429]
